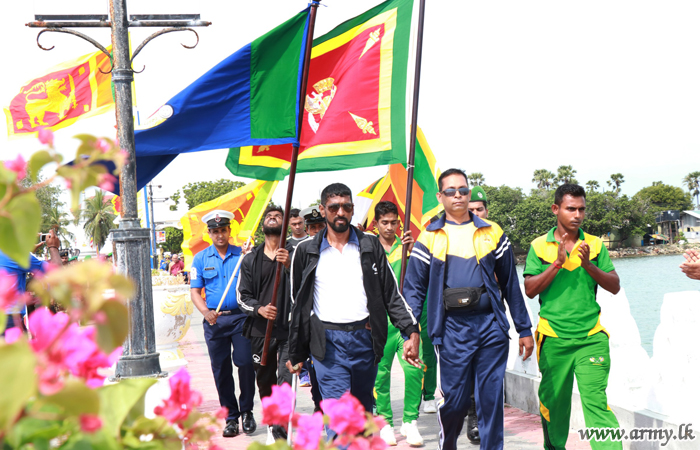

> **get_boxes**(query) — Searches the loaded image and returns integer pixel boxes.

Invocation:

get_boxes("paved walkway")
[181,311,590,449]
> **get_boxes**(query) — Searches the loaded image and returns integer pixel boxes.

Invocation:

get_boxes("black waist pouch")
[443,287,486,311]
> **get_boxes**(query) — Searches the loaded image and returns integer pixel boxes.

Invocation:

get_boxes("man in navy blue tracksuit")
[403,169,534,450]
[287,183,421,418]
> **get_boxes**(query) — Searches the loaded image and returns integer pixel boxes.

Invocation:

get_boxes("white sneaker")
[266,426,275,445]
[423,399,437,413]
[380,424,397,446]
[400,420,424,447]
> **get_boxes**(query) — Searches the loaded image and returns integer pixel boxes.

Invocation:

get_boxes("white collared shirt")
[313,234,369,323]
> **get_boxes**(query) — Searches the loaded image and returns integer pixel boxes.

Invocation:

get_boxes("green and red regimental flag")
[225,0,416,180]
[180,180,278,271]
[4,47,114,139]
[358,127,442,241]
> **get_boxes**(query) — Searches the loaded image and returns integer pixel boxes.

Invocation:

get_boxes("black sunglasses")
[325,202,354,213]
[441,187,470,197]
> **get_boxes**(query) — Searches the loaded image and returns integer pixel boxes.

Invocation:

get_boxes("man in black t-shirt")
[236,206,292,444]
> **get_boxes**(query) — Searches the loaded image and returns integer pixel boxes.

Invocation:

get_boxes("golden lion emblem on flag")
[304,77,336,134]
[23,75,77,128]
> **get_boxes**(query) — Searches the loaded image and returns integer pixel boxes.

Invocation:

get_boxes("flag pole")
[399,0,427,291]
[261,0,320,366]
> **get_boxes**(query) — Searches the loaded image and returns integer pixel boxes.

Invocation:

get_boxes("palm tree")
[468,172,485,186]
[607,173,625,195]
[553,165,578,185]
[532,169,555,190]
[82,190,117,255]
[45,206,75,247]
[683,171,700,208]
[586,180,600,192]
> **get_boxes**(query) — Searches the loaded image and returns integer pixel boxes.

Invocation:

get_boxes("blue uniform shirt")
[190,244,242,311]
[0,250,47,314]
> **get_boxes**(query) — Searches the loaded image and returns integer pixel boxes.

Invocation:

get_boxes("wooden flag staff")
[399,0,427,291]
[261,0,321,366]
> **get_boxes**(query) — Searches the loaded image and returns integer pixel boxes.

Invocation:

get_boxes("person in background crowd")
[287,208,308,251]
[0,230,62,334]
[170,253,184,276]
[190,210,256,439]
[524,183,621,450]
[160,253,171,271]
[371,201,424,447]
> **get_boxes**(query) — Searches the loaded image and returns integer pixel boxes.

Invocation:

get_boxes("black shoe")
[466,412,480,444]
[223,420,239,438]
[242,411,257,434]
[271,424,288,441]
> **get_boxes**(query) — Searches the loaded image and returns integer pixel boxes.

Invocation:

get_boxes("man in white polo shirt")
[287,183,421,417]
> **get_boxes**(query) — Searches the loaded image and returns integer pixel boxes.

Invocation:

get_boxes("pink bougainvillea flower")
[0,270,20,310]
[79,414,103,433]
[154,368,203,425]
[261,383,296,426]
[97,173,117,192]
[4,327,22,344]
[214,406,228,420]
[64,178,72,189]
[372,415,387,431]
[115,149,130,166]
[5,154,27,180]
[293,412,323,450]
[320,392,366,436]
[38,129,54,146]
[96,138,111,154]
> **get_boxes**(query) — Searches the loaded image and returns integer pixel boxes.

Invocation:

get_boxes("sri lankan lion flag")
[226,0,416,180]
[180,180,277,271]
[4,47,114,139]
[359,128,442,241]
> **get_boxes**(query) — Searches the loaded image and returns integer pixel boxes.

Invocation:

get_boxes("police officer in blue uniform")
[190,210,256,438]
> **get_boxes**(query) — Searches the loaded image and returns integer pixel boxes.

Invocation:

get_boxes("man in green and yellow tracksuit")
[373,201,424,447]
[523,184,622,450]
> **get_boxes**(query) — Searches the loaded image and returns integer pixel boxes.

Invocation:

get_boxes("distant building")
[654,210,700,243]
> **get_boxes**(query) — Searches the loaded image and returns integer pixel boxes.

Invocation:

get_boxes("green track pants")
[537,331,621,450]
[420,299,437,401]
[374,319,424,426]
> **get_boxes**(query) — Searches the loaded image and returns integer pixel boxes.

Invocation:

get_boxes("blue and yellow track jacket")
[403,212,532,345]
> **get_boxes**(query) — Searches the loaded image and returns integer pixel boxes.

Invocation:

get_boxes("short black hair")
[264,205,284,217]
[438,168,468,191]
[321,183,352,205]
[290,208,301,218]
[375,201,399,220]
[554,183,586,206]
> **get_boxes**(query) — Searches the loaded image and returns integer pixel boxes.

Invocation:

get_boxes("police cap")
[300,206,324,225]
[202,210,234,229]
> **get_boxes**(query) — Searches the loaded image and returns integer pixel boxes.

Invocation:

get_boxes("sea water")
[517,253,699,356]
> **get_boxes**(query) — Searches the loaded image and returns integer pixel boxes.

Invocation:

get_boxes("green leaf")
[97,378,157,437]
[95,300,129,354]
[27,151,55,183]
[6,417,63,448]
[0,341,37,432]
[0,311,6,336]
[0,193,42,268]
[41,380,100,416]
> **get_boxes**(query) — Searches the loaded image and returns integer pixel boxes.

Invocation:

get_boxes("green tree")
[467,172,485,186]
[181,179,246,209]
[553,165,578,186]
[682,171,700,208]
[532,169,555,190]
[510,191,556,250]
[633,182,693,212]
[169,190,181,211]
[586,180,600,192]
[607,173,625,195]
[82,190,117,255]
[482,185,524,234]
[20,174,66,234]
[159,227,184,254]
[584,191,654,244]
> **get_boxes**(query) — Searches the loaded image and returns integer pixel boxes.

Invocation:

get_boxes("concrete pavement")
[181,310,590,449]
